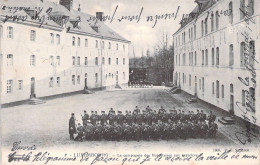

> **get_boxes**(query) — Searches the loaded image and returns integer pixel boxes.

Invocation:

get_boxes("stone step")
[218,117,235,125]
[28,98,46,105]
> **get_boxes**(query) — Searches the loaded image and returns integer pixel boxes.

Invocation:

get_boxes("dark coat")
[69,117,76,134]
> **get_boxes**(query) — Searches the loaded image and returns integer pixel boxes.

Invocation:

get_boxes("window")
[249,41,255,66]
[85,39,88,47]
[212,48,215,65]
[205,18,208,35]
[216,47,219,66]
[194,25,196,39]
[50,33,54,44]
[202,50,204,65]
[240,42,245,66]
[95,57,98,65]
[49,77,54,88]
[109,42,111,49]
[216,80,219,98]
[229,44,234,66]
[116,43,118,50]
[57,77,60,87]
[30,30,36,41]
[199,79,201,89]
[205,49,208,65]
[189,75,191,86]
[211,13,214,32]
[202,77,205,92]
[77,75,80,84]
[72,56,75,65]
[72,75,75,85]
[18,80,23,90]
[240,0,245,19]
[116,58,118,65]
[212,82,215,94]
[77,57,80,65]
[0,25,3,38]
[95,40,98,48]
[242,90,245,106]
[216,11,219,30]
[229,2,233,24]
[248,0,254,16]
[191,27,193,41]
[77,37,80,46]
[50,56,54,66]
[95,73,98,82]
[123,45,125,51]
[222,85,224,98]
[102,41,105,49]
[191,52,193,65]
[7,54,13,66]
[56,34,60,45]
[123,58,125,65]
[30,55,36,66]
[85,57,88,65]
[194,51,197,65]
[182,53,186,65]
[201,20,204,36]
[56,56,60,66]
[108,58,111,65]
[7,26,13,39]
[7,80,13,93]
[230,84,233,93]
[72,36,75,46]
[102,57,105,65]
[183,73,185,84]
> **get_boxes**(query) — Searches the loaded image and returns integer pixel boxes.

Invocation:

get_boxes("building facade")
[0,0,130,105]
[173,0,259,126]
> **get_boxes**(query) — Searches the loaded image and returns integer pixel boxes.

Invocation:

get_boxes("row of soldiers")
[128,81,153,88]
[69,106,218,141]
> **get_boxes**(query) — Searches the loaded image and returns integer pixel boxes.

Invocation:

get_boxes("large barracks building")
[0,0,130,106]
[172,0,259,126]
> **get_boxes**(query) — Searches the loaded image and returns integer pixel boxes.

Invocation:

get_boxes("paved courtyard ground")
[1,87,259,152]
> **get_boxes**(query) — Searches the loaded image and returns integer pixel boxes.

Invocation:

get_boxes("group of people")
[69,106,218,142]
[128,81,153,88]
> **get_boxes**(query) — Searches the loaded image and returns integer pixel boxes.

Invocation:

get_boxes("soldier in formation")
[71,106,218,141]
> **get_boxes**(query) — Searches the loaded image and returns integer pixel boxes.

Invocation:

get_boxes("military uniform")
[85,122,95,140]
[117,111,125,125]
[69,114,76,140]
[103,123,112,140]
[208,122,218,138]
[82,111,89,127]
[75,123,85,141]
[94,122,103,140]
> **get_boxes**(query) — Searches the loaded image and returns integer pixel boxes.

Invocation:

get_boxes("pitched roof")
[0,0,129,42]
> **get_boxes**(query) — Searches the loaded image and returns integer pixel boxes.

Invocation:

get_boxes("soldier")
[117,111,125,125]
[113,121,122,141]
[152,110,159,123]
[180,110,186,122]
[157,120,164,139]
[158,106,166,114]
[196,109,201,122]
[201,120,209,138]
[208,121,218,138]
[133,123,142,142]
[176,109,182,121]
[95,111,100,123]
[103,122,112,140]
[170,121,177,139]
[108,108,114,115]
[141,122,151,141]
[94,121,103,141]
[180,121,188,140]
[186,120,193,138]
[162,111,169,123]
[162,120,171,141]
[81,110,89,127]
[100,111,108,126]
[85,121,95,140]
[75,123,85,141]
[69,113,76,140]
[176,120,182,139]
[146,111,153,125]
[134,106,140,114]
[90,111,96,126]
[125,111,132,125]
[108,110,116,125]
[136,111,142,125]
[207,111,216,124]
[200,110,207,122]
[190,111,197,123]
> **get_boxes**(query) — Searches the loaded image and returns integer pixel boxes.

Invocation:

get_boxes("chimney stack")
[60,0,73,11]
[96,12,104,21]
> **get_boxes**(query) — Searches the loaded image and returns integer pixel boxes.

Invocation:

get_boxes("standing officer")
[108,110,116,125]
[117,111,125,125]
[69,113,76,140]
[90,111,95,126]
[82,110,89,127]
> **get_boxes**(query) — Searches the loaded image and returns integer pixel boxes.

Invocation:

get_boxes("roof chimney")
[60,0,73,11]
[96,12,104,21]
[78,4,81,12]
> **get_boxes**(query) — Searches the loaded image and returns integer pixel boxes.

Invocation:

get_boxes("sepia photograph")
[0,0,259,164]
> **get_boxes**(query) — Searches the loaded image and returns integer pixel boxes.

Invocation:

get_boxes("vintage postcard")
[0,0,259,164]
